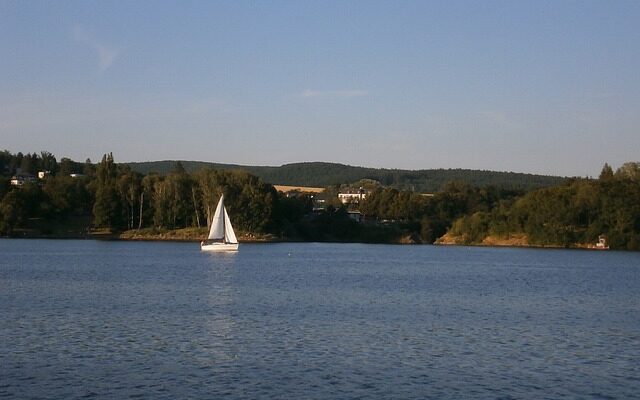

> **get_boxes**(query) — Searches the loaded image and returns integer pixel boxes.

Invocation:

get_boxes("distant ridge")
[126,160,565,192]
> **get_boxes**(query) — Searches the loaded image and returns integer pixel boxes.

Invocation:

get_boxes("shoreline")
[0,231,615,250]
[436,232,612,251]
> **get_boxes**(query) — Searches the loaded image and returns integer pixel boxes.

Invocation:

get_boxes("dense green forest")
[445,163,640,250]
[1,150,638,249]
[127,160,565,192]
[0,151,283,238]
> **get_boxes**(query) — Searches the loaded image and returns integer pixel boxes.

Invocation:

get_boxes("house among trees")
[338,187,368,204]
[10,169,36,186]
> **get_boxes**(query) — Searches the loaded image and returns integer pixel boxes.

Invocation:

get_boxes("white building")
[338,188,367,204]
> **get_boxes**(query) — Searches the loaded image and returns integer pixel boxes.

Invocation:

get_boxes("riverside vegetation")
[1,151,639,250]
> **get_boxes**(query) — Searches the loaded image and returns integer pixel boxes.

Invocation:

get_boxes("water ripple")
[1,240,639,399]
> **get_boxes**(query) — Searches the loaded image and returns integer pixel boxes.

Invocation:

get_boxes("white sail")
[207,196,225,240]
[223,207,238,243]
[202,194,239,252]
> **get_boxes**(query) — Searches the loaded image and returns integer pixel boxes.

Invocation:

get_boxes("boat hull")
[201,242,239,252]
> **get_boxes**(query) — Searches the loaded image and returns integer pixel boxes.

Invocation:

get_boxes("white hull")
[201,242,239,252]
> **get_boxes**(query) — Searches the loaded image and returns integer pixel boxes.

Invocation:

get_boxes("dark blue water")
[1,239,639,399]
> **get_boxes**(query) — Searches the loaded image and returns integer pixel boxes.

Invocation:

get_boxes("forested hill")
[126,161,564,192]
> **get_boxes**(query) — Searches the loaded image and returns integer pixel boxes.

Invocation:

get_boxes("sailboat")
[201,194,239,252]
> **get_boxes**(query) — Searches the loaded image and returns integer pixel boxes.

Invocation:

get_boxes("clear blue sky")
[1,0,639,176]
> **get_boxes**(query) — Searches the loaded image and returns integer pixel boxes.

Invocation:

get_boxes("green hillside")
[126,161,565,192]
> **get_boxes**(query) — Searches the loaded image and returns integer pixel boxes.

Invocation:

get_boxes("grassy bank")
[118,227,279,242]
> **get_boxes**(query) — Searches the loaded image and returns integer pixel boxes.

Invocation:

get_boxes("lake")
[1,239,639,399]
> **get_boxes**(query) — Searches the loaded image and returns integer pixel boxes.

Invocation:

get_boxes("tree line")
[357,182,525,243]
[1,150,638,249]
[446,163,640,250]
[0,151,287,236]
[0,150,503,242]
[353,162,640,249]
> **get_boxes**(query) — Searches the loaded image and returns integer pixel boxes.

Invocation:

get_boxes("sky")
[1,0,639,177]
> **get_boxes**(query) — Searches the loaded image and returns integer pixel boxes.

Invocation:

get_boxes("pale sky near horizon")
[1,0,639,177]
